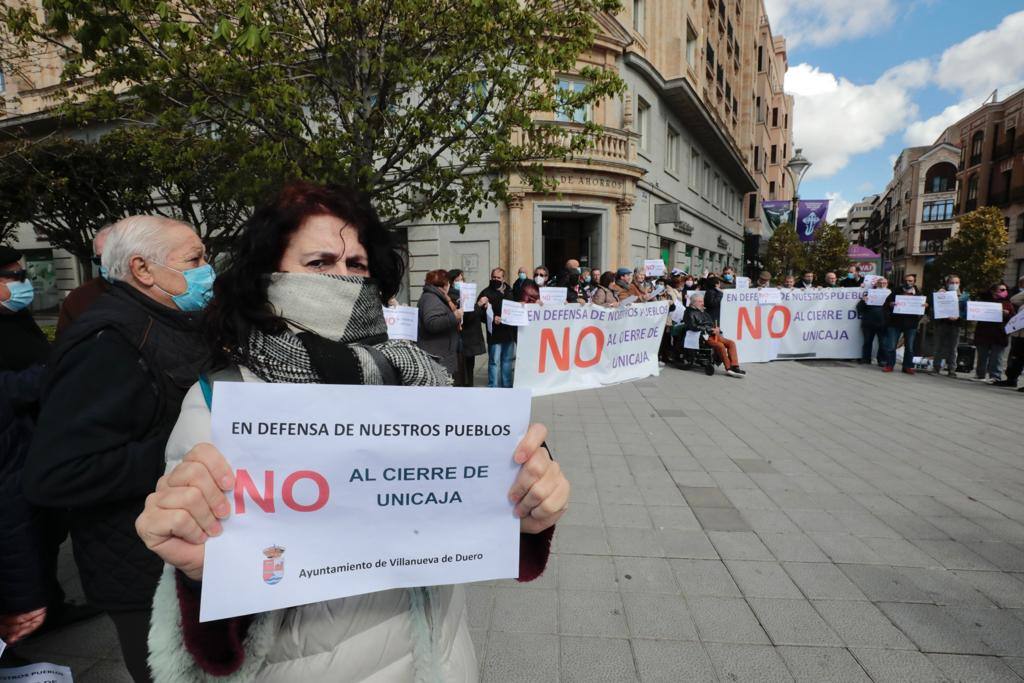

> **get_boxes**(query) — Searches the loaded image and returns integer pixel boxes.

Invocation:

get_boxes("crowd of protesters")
[0,182,567,682]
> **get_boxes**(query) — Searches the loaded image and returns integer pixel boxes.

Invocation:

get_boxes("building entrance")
[541,213,602,274]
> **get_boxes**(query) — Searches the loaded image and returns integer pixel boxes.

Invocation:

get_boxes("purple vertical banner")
[796,200,830,241]
[761,200,793,231]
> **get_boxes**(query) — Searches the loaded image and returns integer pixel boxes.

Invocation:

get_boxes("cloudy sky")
[768,1,1024,220]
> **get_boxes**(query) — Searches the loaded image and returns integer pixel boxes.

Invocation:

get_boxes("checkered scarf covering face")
[243,273,451,387]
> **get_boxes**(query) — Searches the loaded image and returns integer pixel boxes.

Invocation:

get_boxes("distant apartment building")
[845,195,879,245]
[2,0,790,305]
[952,88,1024,284]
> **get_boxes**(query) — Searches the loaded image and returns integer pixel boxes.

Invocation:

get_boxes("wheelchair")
[667,326,719,376]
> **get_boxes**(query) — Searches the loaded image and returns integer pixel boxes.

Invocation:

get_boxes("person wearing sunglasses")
[56,225,114,338]
[973,282,1014,382]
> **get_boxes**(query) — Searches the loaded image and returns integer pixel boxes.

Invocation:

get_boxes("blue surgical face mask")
[452,282,461,292]
[847,272,856,279]
[1,280,35,312]
[518,273,526,281]
[155,262,215,311]
[723,274,734,282]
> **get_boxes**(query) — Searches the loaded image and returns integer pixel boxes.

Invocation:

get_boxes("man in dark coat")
[0,245,62,646]
[478,267,516,388]
[56,225,113,337]
[881,275,926,374]
[24,216,211,682]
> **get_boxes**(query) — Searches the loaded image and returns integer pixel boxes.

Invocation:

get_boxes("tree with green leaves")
[765,223,808,278]
[1,0,624,232]
[807,222,849,279]
[934,206,1009,295]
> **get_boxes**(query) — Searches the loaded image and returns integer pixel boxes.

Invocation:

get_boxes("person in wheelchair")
[673,293,746,378]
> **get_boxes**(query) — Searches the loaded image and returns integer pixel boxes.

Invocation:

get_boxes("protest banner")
[200,383,530,622]
[459,282,478,312]
[718,288,864,363]
[932,290,961,318]
[500,300,530,326]
[865,289,891,306]
[894,295,926,316]
[382,306,418,341]
[967,301,1004,323]
[539,287,568,307]
[643,259,666,277]
[1006,308,1024,335]
[514,301,669,396]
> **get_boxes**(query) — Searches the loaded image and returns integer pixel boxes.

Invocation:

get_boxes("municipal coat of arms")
[262,545,285,585]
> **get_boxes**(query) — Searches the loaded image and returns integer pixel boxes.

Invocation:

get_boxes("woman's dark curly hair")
[204,181,405,364]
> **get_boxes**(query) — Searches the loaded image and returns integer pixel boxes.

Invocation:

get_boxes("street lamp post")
[786,148,812,230]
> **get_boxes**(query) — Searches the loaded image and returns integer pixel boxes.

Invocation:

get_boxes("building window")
[757,45,763,72]
[707,41,715,69]
[965,174,979,211]
[753,145,760,172]
[755,96,763,122]
[555,79,588,123]
[633,0,644,34]
[748,193,757,219]
[637,97,650,150]
[782,143,787,160]
[924,162,956,193]
[1017,215,1024,243]
[768,181,776,199]
[666,127,679,174]
[784,113,788,129]
[772,108,778,127]
[686,23,698,67]
[781,174,785,188]
[714,173,721,207]
[703,162,711,198]
[0,68,5,93]
[970,131,983,165]
[690,149,700,189]
[770,145,777,164]
[922,199,954,222]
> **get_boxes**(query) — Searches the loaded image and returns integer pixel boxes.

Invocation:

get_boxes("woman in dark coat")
[974,282,1014,380]
[447,269,486,386]
[416,269,462,377]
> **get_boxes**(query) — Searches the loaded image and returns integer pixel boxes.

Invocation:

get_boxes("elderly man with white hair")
[24,215,213,682]
[680,292,745,378]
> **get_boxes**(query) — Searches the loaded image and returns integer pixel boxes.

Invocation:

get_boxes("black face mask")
[489,279,504,290]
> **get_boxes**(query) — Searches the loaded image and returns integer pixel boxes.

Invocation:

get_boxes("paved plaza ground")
[5,359,1024,681]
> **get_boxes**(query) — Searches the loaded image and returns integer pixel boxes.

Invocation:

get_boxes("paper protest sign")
[735,276,750,289]
[458,283,478,312]
[643,259,666,277]
[485,305,494,334]
[862,274,882,289]
[200,383,530,622]
[1006,308,1024,335]
[865,289,891,306]
[651,284,665,297]
[893,295,926,316]
[684,330,701,350]
[0,664,73,683]
[499,300,529,326]
[757,288,782,306]
[620,295,638,306]
[932,290,960,318]
[967,301,1004,323]
[382,306,418,341]
[539,287,568,307]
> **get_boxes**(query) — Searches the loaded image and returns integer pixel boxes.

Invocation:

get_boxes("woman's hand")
[135,443,235,581]
[508,424,570,534]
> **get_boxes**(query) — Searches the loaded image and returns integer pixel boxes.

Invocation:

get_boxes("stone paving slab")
[5,360,1024,681]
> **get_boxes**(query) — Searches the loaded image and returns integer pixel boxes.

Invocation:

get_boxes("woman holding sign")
[135,183,569,682]
[416,269,462,378]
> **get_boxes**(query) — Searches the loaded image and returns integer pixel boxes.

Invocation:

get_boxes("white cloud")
[825,192,852,221]
[764,0,897,48]
[903,97,985,146]
[935,11,1024,98]
[786,62,928,179]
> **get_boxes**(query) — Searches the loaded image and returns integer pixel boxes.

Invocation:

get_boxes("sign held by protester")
[458,283,478,312]
[734,276,750,289]
[932,290,961,319]
[383,306,418,341]
[200,383,529,622]
[757,288,782,306]
[1006,308,1024,335]
[499,300,530,327]
[538,287,568,307]
[0,663,73,683]
[643,259,666,277]
[893,295,926,316]
[515,301,669,396]
[865,289,891,306]
[967,301,1004,323]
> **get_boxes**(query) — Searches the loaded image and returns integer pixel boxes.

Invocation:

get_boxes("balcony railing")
[916,239,946,255]
[522,122,635,166]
